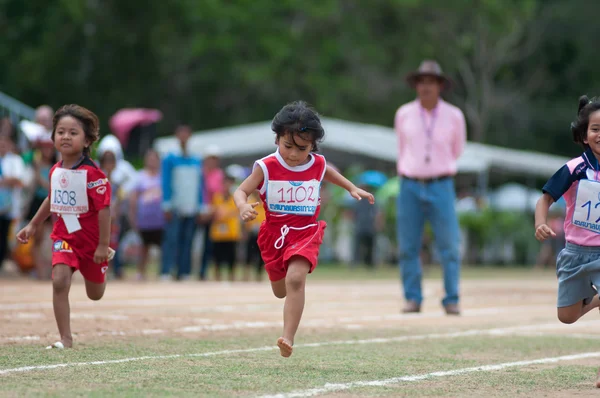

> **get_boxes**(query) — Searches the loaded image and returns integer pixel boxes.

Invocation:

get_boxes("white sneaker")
[159,274,172,282]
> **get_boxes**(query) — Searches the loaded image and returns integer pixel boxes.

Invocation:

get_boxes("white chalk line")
[0,305,552,343]
[1,320,598,376]
[256,352,600,398]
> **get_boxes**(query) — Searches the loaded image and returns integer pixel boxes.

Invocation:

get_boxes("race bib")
[266,180,320,216]
[50,168,89,214]
[573,179,600,233]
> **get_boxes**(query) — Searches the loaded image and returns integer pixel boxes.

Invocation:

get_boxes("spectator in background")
[97,135,138,279]
[243,191,265,281]
[129,149,164,281]
[0,134,25,272]
[394,60,466,315]
[353,184,384,267]
[161,125,203,281]
[536,208,565,269]
[209,172,241,281]
[0,118,15,138]
[198,144,224,280]
[99,150,122,279]
[25,136,57,280]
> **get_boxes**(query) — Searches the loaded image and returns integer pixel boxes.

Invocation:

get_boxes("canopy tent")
[154,118,568,178]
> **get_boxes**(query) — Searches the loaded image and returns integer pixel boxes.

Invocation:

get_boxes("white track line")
[0,321,596,376]
[257,352,600,398]
[0,305,556,343]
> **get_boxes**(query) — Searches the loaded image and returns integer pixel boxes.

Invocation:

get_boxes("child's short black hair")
[52,104,100,156]
[271,101,325,151]
[571,95,600,149]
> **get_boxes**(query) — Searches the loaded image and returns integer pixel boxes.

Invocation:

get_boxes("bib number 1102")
[53,190,77,206]
[277,186,317,203]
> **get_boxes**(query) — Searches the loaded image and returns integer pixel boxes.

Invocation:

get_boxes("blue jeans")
[161,215,196,279]
[397,177,460,306]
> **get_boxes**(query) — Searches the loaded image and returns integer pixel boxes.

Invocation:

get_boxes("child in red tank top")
[234,101,375,357]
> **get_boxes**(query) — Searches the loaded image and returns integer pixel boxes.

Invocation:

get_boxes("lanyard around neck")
[420,107,437,163]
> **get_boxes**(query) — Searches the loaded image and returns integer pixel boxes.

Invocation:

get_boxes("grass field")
[2,265,600,397]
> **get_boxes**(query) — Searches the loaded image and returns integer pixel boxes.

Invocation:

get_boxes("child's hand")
[350,187,375,204]
[240,202,259,222]
[16,224,36,244]
[535,224,556,241]
[93,244,110,264]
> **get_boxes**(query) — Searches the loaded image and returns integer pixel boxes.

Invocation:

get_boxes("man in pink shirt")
[394,60,467,315]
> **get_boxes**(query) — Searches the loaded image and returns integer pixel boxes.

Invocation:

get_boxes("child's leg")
[270,279,286,298]
[277,256,311,357]
[557,295,600,324]
[84,277,107,301]
[52,264,75,347]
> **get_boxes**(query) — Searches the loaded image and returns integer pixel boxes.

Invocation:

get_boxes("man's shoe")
[402,301,421,313]
[444,303,460,315]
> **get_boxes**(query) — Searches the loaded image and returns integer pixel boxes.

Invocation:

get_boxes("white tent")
[154,117,568,177]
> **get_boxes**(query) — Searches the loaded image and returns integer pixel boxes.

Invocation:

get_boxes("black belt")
[401,175,452,184]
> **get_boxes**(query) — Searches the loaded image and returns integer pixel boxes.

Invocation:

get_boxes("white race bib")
[266,180,320,216]
[50,168,89,215]
[573,179,600,233]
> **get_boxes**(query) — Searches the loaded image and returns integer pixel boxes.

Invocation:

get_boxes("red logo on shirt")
[59,173,69,189]
[96,186,107,195]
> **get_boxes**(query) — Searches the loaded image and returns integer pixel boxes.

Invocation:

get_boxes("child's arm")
[16,197,51,243]
[94,207,111,264]
[324,165,375,204]
[534,193,557,241]
[233,166,264,222]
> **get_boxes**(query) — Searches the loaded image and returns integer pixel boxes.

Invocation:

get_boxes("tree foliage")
[0,0,596,157]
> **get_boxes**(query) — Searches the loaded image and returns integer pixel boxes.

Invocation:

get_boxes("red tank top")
[256,150,327,230]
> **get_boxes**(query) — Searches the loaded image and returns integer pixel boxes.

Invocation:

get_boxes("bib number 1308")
[52,190,77,206]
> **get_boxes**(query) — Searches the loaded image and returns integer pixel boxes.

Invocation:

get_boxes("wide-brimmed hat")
[405,60,452,90]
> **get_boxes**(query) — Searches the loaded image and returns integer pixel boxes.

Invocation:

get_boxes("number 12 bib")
[573,179,600,233]
[50,168,89,214]
[266,180,320,216]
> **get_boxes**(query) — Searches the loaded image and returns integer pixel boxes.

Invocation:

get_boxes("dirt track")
[0,272,571,346]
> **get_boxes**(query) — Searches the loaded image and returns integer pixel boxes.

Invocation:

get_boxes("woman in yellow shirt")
[243,192,266,281]
[210,174,242,281]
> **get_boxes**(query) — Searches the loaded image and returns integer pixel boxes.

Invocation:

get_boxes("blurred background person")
[0,134,25,273]
[243,191,265,282]
[129,149,164,281]
[24,135,56,280]
[395,60,466,315]
[209,171,241,282]
[161,125,203,281]
[99,149,123,279]
[198,144,224,281]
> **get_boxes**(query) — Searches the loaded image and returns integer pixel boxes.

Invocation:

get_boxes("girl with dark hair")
[234,101,375,358]
[17,104,113,349]
[535,95,600,388]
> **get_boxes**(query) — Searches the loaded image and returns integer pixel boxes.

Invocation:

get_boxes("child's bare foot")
[595,367,600,388]
[277,337,293,357]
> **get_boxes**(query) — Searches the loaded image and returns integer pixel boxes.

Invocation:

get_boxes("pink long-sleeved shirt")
[394,99,466,179]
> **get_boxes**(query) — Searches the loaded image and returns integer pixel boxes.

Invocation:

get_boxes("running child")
[17,104,113,349]
[233,101,375,357]
[535,95,600,387]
